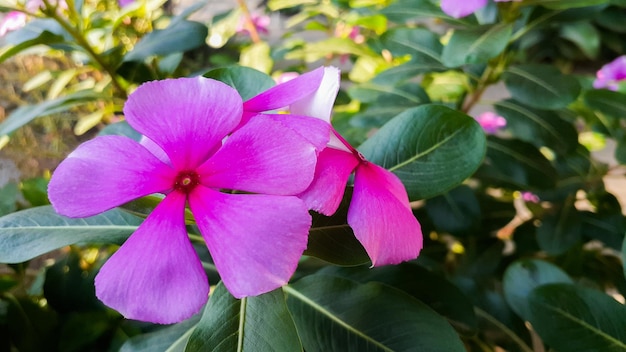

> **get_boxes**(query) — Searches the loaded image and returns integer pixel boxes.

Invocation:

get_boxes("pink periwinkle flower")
[521,191,539,203]
[476,111,506,134]
[0,11,26,36]
[117,0,134,7]
[274,72,300,85]
[236,12,270,36]
[593,56,626,91]
[441,0,521,18]
[48,77,329,324]
[245,66,423,266]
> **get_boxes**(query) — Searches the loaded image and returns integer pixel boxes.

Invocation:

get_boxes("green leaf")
[583,89,626,119]
[120,315,200,352]
[0,31,64,64]
[425,185,481,236]
[503,64,581,110]
[536,203,582,255]
[622,236,626,278]
[559,21,600,59]
[495,99,579,153]
[0,91,101,137]
[0,206,142,263]
[358,104,486,200]
[539,0,610,9]
[502,259,573,321]
[319,264,478,335]
[528,283,626,352]
[204,66,276,101]
[477,137,558,189]
[98,121,142,141]
[124,20,208,62]
[285,275,465,352]
[379,27,445,73]
[186,282,302,351]
[442,23,513,67]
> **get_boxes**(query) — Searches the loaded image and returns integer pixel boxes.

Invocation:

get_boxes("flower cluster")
[48,67,422,324]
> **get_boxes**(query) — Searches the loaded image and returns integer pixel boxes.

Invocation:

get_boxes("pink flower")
[441,0,521,18]
[274,72,300,85]
[593,56,626,91]
[236,12,270,36]
[48,77,328,324]
[0,11,26,36]
[476,111,506,134]
[521,191,539,203]
[245,66,423,265]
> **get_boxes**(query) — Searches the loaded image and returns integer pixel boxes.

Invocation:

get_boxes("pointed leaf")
[503,64,581,110]
[0,206,142,263]
[379,27,445,73]
[536,203,582,255]
[540,0,610,9]
[186,282,302,351]
[442,24,513,67]
[119,315,200,352]
[204,66,275,101]
[583,89,626,119]
[285,275,465,352]
[358,104,486,200]
[123,20,208,62]
[528,283,626,352]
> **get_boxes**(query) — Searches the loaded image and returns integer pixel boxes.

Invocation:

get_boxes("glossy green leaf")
[442,24,513,68]
[285,275,465,352]
[580,193,625,250]
[379,27,445,73]
[583,89,626,119]
[622,236,626,278]
[0,91,101,137]
[477,137,558,189]
[120,315,200,352]
[186,282,302,351]
[358,104,486,200]
[319,264,478,335]
[539,0,610,9]
[536,203,582,255]
[98,121,142,141]
[559,21,600,59]
[0,206,142,263]
[503,64,581,110]
[124,20,208,62]
[0,31,64,64]
[495,99,579,153]
[425,185,481,236]
[204,66,276,101]
[528,283,626,352]
[502,259,572,321]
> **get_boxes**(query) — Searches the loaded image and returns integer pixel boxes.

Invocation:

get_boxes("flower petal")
[290,66,340,123]
[48,135,175,218]
[199,114,319,195]
[123,77,243,170]
[189,186,310,298]
[298,147,358,215]
[440,0,487,18]
[95,192,209,324]
[348,162,422,266]
[262,113,331,151]
[243,66,325,113]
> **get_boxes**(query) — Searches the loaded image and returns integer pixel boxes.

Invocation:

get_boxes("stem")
[42,0,127,98]
[461,63,495,113]
[474,307,535,352]
[236,0,261,44]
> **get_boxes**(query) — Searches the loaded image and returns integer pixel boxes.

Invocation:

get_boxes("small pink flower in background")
[117,0,134,7]
[274,72,300,85]
[0,11,26,36]
[236,12,270,36]
[48,77,327,324]
[476,111,506,134]
[246,66,423,266]
[593,56,626,91]
[521,191,540,203]
[441,0,521,18]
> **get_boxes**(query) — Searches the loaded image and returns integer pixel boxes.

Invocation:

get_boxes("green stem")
[474,307,535,352]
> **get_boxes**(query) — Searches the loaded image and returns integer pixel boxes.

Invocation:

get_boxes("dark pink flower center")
[173,170,200,194]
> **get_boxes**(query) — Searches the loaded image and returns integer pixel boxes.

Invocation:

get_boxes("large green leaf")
[425,185,481,236]
[583,89,626,119]
[559,21,600,59]
[203,66,275,101]
[537,0,610,9]
[319,264,478,335]
[186,282,302,351]
[503,64,581,110]
[528,283,626,352]
[0,206,142,263]
[442,23,513,67]
[120,315,200,352]
[622,236,626,278]
[285,275,465,352]
[495,99,579,153]
[0,91,101,137]
[502,259,573,321]
[536,203,582,255]
[123,20,208,62]
[477,137,558,189]
[379,27,445,73]
[358,104,486,200]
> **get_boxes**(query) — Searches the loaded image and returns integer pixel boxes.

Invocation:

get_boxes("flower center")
[173,170,200,194]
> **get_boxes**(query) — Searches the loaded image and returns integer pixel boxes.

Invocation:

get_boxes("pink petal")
[243,66,325,113]
[198,114,319,195]
[95,192,209,324]
[262,113,330,151]
[298,147,359,215]
[348,162,422,266]
[290,66,341,123]
[189,186,310,298]
[441,0,487,18]
[123,77,243,170]
[48,136,175,218]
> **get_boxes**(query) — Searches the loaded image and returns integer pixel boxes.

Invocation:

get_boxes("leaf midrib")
[507,66,560,96]
[389,126,464,172]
